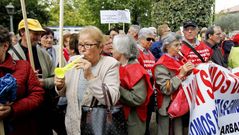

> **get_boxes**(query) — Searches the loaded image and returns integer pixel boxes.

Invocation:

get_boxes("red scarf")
[119,63,153,122]
[153,54,183,108]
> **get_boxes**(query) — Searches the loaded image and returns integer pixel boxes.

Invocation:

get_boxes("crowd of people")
[0,17,239,135]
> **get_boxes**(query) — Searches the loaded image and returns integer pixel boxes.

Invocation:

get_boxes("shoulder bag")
[81,83,127,135]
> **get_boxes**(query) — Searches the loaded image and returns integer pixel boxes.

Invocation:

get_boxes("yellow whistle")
[54,55,84,78]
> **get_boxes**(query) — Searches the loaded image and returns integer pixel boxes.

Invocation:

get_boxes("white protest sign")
[182,63,239,135]
[100,10,118,24]
[117,10,130,23]
[100,10,131,24]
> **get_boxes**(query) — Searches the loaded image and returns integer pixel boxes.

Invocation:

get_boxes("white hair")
[138,27,154,39]
[129,25,141,34]
[113,35,138,60]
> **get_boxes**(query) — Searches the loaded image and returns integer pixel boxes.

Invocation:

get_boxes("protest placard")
[182,63,239,135]
[100,10,131,24]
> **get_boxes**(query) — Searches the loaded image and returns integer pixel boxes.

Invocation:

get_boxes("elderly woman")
[137,28,155,76]
[101,35,113,56]
[153,33,194,135]
[54,26,120,135]
[137,27,156,135]
[40,27,66,67]
[0,26,45,135]
[112,35,153,135]
[40,27,67,135]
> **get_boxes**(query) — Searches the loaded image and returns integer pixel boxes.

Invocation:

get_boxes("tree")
[47,0,154,33]
[48,0,96,27]
[0,0,49,33]
[152,0,215,31]
[214,13,239,34]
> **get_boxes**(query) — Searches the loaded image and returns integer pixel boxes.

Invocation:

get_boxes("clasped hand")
[179,62,195,77]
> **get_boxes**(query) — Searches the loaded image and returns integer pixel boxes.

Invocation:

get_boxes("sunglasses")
[146,38,155,42]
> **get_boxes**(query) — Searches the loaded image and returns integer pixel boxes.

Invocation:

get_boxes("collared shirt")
[137,44,150,54]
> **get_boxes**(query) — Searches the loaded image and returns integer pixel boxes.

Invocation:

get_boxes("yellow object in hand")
[54,55,84,78]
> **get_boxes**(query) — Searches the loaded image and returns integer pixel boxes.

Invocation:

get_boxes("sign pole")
[59,0,64,67]
[108,23,111,31]
[20,0,35,71]
[123,23,125,32]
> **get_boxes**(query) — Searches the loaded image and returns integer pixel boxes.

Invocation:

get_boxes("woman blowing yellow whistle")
[55,55,84,78]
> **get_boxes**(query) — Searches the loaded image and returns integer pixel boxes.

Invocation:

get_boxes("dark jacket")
[204,41,227,67]
[0,54,44,135]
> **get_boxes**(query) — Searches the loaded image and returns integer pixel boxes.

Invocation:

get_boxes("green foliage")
[83,0,154,33]
[152,0,215,31]
[0,0,49,33]
[48,0,96,27]
[214,13,239,33]
[47,0,154,33]
[1,0,215,34]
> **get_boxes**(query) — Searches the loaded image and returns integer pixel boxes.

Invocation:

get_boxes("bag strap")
[102,83,112,110]
[10,46,24,60]
[182,41,205,63]
[89,83,112,109]
[103,83,113,106]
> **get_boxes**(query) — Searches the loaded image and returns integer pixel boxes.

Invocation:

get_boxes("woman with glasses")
[54,26,120,135]
[153,33,194,135]
[137,27,156,77]
[112,35,153,135]
[137,27,156,135]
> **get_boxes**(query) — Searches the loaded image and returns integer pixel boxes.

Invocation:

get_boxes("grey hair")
[148,27,157,35]
[129,25,141,34]
[138,28,154,39]
[113,34,139,60]
[161,32,181,53]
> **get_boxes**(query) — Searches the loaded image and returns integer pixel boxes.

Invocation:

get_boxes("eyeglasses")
[78,43,98,49]
[146,38,155,42]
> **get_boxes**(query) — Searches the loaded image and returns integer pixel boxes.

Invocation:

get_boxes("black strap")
[10,46,24,60]
[182,41,205,63]
[89,83,113,108]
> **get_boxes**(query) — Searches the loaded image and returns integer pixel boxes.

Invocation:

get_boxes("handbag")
[167,87,189,118]
[81,83,127,135]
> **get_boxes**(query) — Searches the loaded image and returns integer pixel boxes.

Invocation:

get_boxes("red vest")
[137,49,155,75]
[119,63,153,122]
[181,41,212,65]
[153,55,183,108]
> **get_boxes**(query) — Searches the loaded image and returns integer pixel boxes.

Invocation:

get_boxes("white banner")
[100,10,131,24]
[182,63,239,135]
